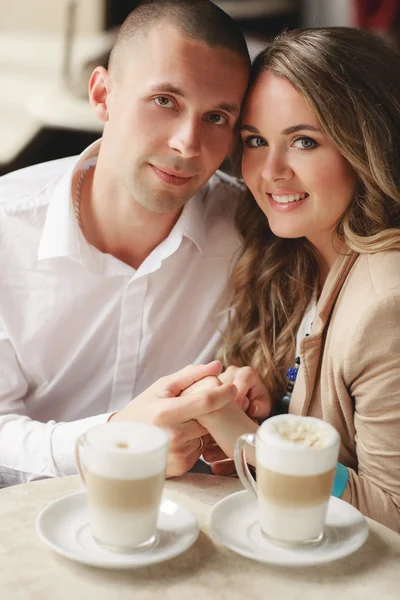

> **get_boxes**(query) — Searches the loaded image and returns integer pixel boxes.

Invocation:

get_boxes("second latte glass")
[234,414,340,547]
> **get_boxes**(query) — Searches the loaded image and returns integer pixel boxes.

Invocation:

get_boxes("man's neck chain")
[74,166,94,230]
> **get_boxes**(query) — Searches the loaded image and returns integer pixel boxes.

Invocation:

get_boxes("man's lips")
[149,164,196,186]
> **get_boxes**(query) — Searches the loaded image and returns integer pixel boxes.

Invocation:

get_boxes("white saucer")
[210,491,368,567]
[36,492,199,569]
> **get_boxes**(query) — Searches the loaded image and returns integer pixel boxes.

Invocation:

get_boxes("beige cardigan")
[289,248,400,532]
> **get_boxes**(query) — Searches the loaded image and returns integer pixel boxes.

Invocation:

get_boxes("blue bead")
[286,367,298,382]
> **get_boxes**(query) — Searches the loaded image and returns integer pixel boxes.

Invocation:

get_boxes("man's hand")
[219,366,272,420]
[110,361,237,478]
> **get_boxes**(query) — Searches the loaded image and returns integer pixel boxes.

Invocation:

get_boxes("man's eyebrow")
[240,124,321,134]
[215,102,239,117]
[149,83,186,97]
[148,83,239,117]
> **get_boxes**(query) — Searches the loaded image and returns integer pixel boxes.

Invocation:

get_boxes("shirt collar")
[37,139,101,264]
[38,139,209,271]
[178,184,208,252]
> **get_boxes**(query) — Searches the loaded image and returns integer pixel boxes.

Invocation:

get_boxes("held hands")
[219,366,272,420]
[181,366,272,476]
[110,361,237,478]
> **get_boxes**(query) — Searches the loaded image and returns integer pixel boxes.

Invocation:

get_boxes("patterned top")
[282,297,317,408]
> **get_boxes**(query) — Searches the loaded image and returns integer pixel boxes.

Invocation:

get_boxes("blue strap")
[332,462,349,497]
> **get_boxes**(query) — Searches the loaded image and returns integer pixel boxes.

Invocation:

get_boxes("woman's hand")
[198,401,258,466]
[181,374,258,469]
[219,366,272,420]
[201,414,260,476]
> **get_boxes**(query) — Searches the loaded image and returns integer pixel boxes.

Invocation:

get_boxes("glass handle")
[234,433,257,497]
[75,435,86,486]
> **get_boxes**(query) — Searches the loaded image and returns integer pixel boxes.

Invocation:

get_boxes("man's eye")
[153,96,175,109]
[207,114,228,126]
[243,136,266,148]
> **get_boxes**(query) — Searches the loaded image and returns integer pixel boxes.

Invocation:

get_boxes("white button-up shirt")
[0,141,242,486]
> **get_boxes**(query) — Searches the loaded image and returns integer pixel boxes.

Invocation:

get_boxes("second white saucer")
[210,490,368,567]
[36,492,199,569]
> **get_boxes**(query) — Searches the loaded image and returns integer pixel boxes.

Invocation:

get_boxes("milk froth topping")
[274,418,331,449]
[257,415,340,476]
[83,422,169,479]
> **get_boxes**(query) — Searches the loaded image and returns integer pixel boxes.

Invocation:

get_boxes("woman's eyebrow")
[282,124,321,135]
[240,124,260,133]
[240,124,321,134]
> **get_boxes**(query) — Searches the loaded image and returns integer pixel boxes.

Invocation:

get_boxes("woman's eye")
[207,114,228,126]
[153,96,175,109]
[292,137,317,150]
[243,136,266,148]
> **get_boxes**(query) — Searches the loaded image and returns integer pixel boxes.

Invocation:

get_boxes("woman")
[193,27,400,532]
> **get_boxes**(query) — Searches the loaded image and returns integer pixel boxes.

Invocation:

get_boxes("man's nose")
[168,117,202,158]
[261,149,293,182]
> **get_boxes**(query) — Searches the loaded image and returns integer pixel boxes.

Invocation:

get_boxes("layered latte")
[256,415,340,545]
[82,422,168,551]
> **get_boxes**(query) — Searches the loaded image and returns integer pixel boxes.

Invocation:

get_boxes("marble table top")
[0,473,399,600]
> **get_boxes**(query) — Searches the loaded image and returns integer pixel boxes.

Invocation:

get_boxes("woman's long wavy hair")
[220,27,400,401]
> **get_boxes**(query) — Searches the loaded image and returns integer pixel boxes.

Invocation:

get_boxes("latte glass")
[75,421,169,552]
[234,415,340,547]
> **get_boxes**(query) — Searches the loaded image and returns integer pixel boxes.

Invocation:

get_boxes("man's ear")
[89,66,111,123]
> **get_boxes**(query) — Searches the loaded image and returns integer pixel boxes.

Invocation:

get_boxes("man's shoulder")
[203,170,244,216]
[0,156,77,212]
[206,170,245,196]
[200,170,244,257]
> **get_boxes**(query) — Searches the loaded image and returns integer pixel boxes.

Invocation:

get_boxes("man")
[0,0,251,486]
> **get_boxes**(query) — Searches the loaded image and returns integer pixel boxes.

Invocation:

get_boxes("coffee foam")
[83,422,169,479]
[256,415,340,476]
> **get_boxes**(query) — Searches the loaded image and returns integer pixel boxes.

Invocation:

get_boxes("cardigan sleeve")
[343,293,400,531]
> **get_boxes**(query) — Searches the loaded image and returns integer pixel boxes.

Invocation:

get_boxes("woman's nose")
[261,150,293,182]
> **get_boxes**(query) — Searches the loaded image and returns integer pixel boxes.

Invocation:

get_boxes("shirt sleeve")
[343,294,400,531]
[332,463,349,498]
[0,331,111,487]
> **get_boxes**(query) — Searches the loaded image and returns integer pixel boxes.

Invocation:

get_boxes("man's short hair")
[108,0,250,74]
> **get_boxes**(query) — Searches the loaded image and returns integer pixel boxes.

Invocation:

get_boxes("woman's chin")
[268,224,306,240]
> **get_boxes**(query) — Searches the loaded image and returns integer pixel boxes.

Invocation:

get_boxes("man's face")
[99,25,249,213]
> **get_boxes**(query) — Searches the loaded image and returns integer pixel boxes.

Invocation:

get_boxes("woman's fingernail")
[231,384,238,397]
[250,404,259,417]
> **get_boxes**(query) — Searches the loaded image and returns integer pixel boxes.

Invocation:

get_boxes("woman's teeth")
[271,193,308,204]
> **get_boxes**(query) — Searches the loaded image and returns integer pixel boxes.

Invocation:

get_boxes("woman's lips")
[268,192,309,212]
[150,164,194,186]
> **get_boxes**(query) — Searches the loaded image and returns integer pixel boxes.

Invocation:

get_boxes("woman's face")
[241,70,357,255]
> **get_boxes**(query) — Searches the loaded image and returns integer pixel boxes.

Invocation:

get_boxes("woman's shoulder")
[330,251,400,357]
[352,250,400,297]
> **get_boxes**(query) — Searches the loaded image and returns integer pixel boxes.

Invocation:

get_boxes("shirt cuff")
[332,462,349,498]
[50,413,112,477]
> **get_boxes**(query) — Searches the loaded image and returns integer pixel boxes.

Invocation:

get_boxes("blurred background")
[1,0,399,176]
